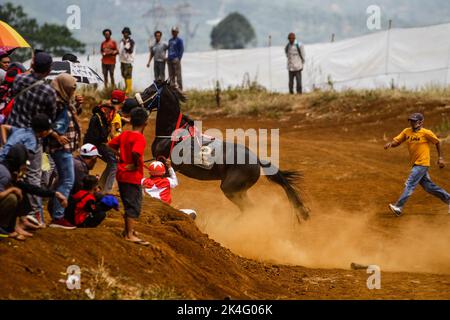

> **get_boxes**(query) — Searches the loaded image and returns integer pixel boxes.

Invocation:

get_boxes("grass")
[77,83,450,120]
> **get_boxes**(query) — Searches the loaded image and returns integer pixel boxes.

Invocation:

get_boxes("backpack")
[64,190,96,226]
[285,42,305,62]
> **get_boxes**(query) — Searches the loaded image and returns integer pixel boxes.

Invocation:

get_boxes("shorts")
[120,63,133,79]
[118,182,142,219]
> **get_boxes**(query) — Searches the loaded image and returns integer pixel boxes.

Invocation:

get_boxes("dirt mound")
[2,90,450,299]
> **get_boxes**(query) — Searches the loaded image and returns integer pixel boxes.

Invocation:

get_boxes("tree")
[0,2,85,61]
[210,12,256,49]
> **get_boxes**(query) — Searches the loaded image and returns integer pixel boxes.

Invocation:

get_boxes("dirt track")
[1,94,450,299]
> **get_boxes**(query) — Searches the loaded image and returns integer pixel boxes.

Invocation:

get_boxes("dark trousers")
[97,143,117,193]
[78,211,107,228]
[154,61,166,81]
[168,59,183,90]
[102,64,116,87]
[289,70,302,94]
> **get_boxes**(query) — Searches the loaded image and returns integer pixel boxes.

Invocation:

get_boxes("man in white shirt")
[284,32,305,94]
[119,27,136,94]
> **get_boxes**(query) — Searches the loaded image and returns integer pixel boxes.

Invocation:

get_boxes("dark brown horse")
[132,80,310,221]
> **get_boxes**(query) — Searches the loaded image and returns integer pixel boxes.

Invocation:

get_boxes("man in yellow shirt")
[384,113,450,216]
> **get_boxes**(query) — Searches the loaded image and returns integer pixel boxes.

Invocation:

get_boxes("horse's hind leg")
[220,173,254,212]
[222,190,252,213]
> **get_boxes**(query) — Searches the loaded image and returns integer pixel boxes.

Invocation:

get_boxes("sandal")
[124,237,150,246]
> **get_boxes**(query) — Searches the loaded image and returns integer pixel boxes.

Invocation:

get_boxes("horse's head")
[135,80,186,113]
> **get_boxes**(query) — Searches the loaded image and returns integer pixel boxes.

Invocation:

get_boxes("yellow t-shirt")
[394,128,440,167]
[110,113,122,139]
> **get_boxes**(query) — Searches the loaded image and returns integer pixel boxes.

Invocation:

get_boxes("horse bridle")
[135,81,163,112]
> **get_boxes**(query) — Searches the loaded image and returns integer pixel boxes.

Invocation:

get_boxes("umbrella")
[48,61,103,84]
[0,20,31,49]
[0,46,17,57]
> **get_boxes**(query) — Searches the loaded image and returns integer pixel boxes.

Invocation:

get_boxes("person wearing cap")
[285,32,305,94]
[384,113,450,216]
[167,26,184,91]
[72,143,100,194]
[84,101,118,193]
[119,27,136,94]
[7,52,68,226]
[147,30,168,82]
[109,89,127,139]
[0,63,27,124]
[101,29,118,88]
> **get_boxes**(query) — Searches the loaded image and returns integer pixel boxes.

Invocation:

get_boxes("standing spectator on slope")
[285,32,305,94]
[108,107,149,246]
[147,30,168,82]
[7,52,67,227]
[47,74,81,230]
[119,27,136,94]
[167,26,184,91]
[84,101,117,193]
[101,29,119,87]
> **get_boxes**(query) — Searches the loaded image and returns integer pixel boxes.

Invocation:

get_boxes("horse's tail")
[259,161,310,222]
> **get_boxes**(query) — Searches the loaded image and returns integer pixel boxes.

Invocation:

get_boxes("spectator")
[0,54,11,83]
[64,175,118,228]
[119,27,135,94]
[7,52,66,226]
[108,107,149,245]
[101,29,118,87]
[47,73,81,230]
[0,114,52,163]
[0,63,27,124]
[285,32,305,94]
[147,30,168,81]
[0,144,67,240]
[167,26,184,90]
[109,89,127,139]
[84,102,117,193]
[72,143,100,194]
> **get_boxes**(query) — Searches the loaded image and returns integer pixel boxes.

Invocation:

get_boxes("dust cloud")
[197,192,450,274]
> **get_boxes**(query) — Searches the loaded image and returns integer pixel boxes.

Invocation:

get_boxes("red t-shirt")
[101,39,118,65]
[108,131,146,185]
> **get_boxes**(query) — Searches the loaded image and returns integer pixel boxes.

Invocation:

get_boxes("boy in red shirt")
[108,107,149,245]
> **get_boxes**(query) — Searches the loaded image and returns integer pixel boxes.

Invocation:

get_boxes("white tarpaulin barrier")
[79,23,450,92]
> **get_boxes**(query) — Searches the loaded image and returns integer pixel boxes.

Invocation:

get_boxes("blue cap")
[100,195,119,210]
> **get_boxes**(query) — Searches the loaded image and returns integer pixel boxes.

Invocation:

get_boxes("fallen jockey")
[141,158,197,219]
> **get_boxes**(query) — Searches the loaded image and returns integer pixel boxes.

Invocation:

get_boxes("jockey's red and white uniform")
[141,168,178,204]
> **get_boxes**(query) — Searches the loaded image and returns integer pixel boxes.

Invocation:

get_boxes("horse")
[132,80,310,221]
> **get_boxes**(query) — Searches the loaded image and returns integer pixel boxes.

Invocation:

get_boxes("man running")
[384,113,450,216]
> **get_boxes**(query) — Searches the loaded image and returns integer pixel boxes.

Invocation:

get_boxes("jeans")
[168,58,182,90]
[289,70,302,94]
[24,143,43,218]
[97,144,117,193]
[51,150,74,220]
[154,60,166,81]
[396,165,450,209]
